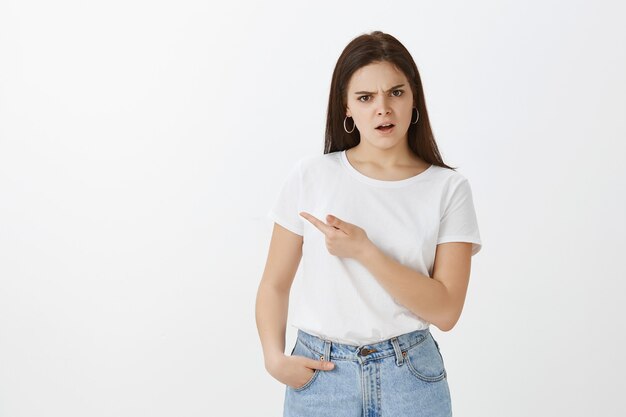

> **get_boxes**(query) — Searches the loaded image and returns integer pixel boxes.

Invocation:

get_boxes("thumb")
[308,358,335,371]
[326,214,345,229]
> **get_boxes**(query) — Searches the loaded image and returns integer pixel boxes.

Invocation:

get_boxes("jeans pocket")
[403,333,447,383]
[289,339,322,392]
[431,335,446,367]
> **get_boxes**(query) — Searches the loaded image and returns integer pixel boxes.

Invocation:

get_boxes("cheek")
[400,104,414,123]
[351,112,368,128]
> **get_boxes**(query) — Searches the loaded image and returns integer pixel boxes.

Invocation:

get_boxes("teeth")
[380,124,392,127]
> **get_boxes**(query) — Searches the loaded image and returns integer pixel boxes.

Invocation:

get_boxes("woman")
[255,30,482,417]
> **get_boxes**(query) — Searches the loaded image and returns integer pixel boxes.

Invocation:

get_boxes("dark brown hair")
[324,31,456,170]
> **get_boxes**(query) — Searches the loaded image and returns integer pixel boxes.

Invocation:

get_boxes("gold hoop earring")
[343,116,356,133]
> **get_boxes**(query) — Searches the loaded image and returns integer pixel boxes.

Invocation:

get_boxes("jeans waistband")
[296,327,433,365]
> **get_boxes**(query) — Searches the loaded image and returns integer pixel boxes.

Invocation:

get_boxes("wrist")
[357,239,378,264]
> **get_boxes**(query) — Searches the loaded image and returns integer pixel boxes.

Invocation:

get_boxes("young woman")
[255,31,482,417]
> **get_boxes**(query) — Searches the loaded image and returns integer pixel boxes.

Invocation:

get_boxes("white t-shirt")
[267,149,482,345]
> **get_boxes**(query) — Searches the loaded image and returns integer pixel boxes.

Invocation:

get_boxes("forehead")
[347,61,408,90]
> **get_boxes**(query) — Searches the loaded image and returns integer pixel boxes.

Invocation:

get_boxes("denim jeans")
[283,327,452,417]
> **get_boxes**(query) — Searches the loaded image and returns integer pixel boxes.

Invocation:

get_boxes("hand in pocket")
[270,353,335,389]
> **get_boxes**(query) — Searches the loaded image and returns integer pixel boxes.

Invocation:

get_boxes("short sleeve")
[437,178,482,256]
[266,159,304,236]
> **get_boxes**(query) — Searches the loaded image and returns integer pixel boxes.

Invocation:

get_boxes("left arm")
[298,211,473,332]
[356,241,473,332]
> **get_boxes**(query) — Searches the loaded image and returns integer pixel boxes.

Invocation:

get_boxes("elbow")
[437,310,461,332]
[437,320,454,332]
[437,288,463,332]
[437,319,456,333]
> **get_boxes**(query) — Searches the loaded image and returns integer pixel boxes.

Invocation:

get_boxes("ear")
[346,107,352,117]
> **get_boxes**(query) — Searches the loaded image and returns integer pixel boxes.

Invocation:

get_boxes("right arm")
[255,223,334,388]
[255,222,303,371]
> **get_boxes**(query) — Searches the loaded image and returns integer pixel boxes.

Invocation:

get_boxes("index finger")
[299,211,334,235]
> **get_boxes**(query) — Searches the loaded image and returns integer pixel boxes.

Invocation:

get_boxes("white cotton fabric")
[267,150,482,345]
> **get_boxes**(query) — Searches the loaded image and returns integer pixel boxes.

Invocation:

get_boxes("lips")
[376,123,395,129]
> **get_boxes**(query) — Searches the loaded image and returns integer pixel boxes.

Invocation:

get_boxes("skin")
[255,60,473,390]
[344,60,430,178]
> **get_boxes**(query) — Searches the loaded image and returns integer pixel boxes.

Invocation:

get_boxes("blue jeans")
[283,327,452,417]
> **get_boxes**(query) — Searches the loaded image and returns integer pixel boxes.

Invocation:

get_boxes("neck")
[348,139,415,168]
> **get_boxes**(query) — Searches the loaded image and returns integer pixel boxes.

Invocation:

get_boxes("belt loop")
[323,339,331,362]
[391,337,403,366]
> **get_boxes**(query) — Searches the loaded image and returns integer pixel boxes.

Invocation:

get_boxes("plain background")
[1,0,625,416]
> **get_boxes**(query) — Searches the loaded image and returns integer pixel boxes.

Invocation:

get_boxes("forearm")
[255,282,290,370]
[357,242,452,331]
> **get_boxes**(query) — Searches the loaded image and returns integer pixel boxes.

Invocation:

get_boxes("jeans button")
[358,347,377,356]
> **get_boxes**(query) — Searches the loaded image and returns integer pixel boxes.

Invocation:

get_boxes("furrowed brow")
[354,84,405,95]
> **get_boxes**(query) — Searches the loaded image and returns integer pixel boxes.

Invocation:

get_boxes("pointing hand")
[299,212,373,261]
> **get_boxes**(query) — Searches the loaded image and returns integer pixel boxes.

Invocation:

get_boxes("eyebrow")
[353,84,405,95]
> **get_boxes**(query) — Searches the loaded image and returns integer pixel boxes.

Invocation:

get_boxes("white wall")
[1,0,625,416]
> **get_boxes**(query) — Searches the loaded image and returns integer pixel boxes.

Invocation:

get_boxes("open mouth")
[376,123,395,132]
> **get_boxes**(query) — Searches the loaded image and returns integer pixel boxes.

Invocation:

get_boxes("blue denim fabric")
[283,327,452,417]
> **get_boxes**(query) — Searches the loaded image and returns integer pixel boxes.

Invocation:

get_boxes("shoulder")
[296,151,342,174]
[277,152,341,186]
[427,164,471,187]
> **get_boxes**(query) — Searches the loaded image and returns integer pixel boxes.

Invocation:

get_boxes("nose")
[376,95,392,115]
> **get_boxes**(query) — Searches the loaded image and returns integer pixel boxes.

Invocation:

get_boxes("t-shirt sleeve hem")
[436,235,482,256]
[267,210,304,236]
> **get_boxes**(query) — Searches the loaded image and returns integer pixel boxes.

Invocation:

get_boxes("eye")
[391,89,404,97]
[358,95,370,102]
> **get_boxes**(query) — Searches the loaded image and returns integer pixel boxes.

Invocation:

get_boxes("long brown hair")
[324,31,456,170]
